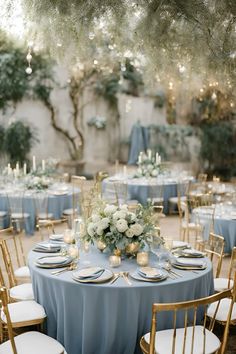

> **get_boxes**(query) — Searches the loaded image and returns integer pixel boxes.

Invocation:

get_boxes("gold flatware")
[51,263,77,275]
[109,273,120,284]
[123,272,132,286]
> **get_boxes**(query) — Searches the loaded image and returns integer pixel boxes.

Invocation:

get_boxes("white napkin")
[174,258,205,267]
[49,234,64,241]
[182,249,205,257]
[37,256,70,265]
[172,241,189,249]
[36,242,60,249]
[138,267,164,279]
[74,267,104,279]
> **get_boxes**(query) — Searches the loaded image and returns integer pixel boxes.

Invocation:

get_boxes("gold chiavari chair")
[214,247,236,292]
[95,171,109,197]
[0,287,66,354]
[147,182,164,210]
[0,241,34,302]
[63,175,86,227]
[168,180,190,215]
[34,191,55,241]
[177,200,202,246]
[197,173,208,183]
[140,273,236,354]
[0,228,30,283]
[204,233,225,279]
[193,205,216,250]
[0,268,46,342]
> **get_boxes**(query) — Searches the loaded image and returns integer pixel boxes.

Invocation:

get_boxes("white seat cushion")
[214,277,234,292]
[0,211,7,217]
[0,331,67,354]
[182,221,201,229]
[38,212,54,220]
[63,208,76,215]
[151,197,164,203]
[11,213,30,219]
[14,266,31,279]
[207,298,236,322]
[10,283,34,301]
[1,300,46,324]
[144,325,220,354]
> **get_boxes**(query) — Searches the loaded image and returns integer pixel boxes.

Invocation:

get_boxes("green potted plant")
[4,121,37,166]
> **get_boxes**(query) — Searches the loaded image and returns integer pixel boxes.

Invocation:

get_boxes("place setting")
[34,255,74,269]
[130,266,168,283]
[72,267,114,284]
[32,242,62,253]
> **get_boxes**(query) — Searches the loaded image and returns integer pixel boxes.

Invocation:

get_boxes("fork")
[51,263,77,275]
[123,272,132,286]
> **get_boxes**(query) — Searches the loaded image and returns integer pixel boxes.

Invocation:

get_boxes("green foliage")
[0,30,53,111]
[3,121,37,165]
[122,59,144,96]
[95,73,120,107]
[199,121,236,180]
[0,125,5,153]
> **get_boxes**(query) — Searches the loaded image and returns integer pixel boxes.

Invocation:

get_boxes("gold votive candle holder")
[109,255,121,268]
[68,245,79,259]
[137,252,149,266]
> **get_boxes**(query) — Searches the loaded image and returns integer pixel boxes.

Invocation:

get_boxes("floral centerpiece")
[25,175,51,190]
[135,150,161,178]
[84,202,162,255]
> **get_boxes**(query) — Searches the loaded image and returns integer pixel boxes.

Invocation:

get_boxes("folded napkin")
[36,242,60,249]
[174,258,206,267]
[182,249,205,257]
[37,256,71,265]
[172,241,189,249]
[138,267,164,279]
[74,267,104,280]
[49,234,64,241]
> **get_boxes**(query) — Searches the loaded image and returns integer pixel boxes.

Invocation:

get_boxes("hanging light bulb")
[26,44,33,75]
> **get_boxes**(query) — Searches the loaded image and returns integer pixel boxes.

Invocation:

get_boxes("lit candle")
[42,159,45,172]
[147,149,152,160]
[13,168,17,179]
[156,153,159,164]
[137,252,149,266]
[138,154,142,164]
[115,160,119,175]
[23,163,27,175]
[109,255,121,267]
[32,156,36,171]
[68,245,79,259]
[63,229,75,244]
[7,163,11,175]
[123,165,127,176]
[16,162,19,173]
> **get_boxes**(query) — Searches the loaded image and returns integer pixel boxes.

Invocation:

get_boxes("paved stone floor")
[1,214,236,353]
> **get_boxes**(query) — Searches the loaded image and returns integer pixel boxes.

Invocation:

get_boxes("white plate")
[72,268,113,283]
[36,255,72,265]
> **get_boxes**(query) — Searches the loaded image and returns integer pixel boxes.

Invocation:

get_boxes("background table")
[103,176,193,214]
[0,184,79,234]
[28,248,213,354]
[192,205,236,253]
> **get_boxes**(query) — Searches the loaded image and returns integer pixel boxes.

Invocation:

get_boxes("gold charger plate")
[72,269,114,284]
[172,264,207,271]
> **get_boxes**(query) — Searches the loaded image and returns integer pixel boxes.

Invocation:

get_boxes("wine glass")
[150,236,163,267]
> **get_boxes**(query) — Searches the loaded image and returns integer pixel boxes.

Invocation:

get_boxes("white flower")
[87,223,95,237]
[130,223,143,236]
[147,164,153,171]
[99,217,110,230]
[91,214,101,223]
[128,212,136,222]
[120,204,128,211]
[125,228,135,238]
[104,205,117,215]
[151,169,158,177]
[113,210,127,221]
[97,227,104,236]
[116,219,128,233]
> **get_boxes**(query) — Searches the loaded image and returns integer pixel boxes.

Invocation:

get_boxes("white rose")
[116,219,128,233]
[104,205,117,215]
[128,212,136,222]
[92,214,101,223]
[130,223,143,236]
[147,164,153,171]
[125,228,135,238]
[87,223,95,237]
[151,169,158,177]
[113,210,127,221]
[99,217,110,229]
[96,227,104,236]
[120,204,128,211]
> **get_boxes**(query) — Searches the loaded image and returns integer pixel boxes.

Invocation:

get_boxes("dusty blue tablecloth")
[28,248,213,354]
[0,190,76,234]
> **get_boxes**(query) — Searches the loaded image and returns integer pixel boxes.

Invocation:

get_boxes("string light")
[25,42,33,75]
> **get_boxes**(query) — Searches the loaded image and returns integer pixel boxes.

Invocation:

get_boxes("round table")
[193,205,236,254]
[102,176,193,214]
[28,248,213,354]
[0,183,79,234]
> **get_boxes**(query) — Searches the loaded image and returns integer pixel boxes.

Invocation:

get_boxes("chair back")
[0,286,18,354]
[204,232,224,278]
[34,191,50,220]
[148,182,164,207]
[197,173,208,183]
[228,247,236,288]
[143,273,236,354]
[0,239,17,288]
[113,180,128,205]
[71,175,86,217]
